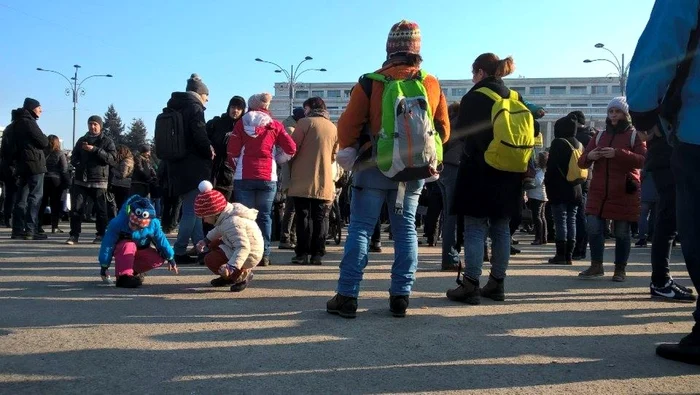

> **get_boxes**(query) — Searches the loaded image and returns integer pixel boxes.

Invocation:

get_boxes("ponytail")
[494,57,515,78]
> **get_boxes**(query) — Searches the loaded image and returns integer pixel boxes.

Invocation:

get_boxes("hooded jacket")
[545,116,583,205]
[226,109,296,182]
[205,203,264,269]
[206,106,241,191]
[12,108,48,176]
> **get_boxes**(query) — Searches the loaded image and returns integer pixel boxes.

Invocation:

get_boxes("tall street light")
[37,65,113,148]
[583,43,629,96]
[255,56,327,116]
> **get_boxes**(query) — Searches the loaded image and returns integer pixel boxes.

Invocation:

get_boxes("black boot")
[565,240,575,265]
[389,295,409,317]
[480,275,505,301]
[547,241,569,265]
[115,275,143,288]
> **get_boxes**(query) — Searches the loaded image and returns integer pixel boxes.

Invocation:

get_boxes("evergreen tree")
[124,118,148,151]
[103,104,125,145]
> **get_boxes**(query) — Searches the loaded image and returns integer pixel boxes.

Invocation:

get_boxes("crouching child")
[98,195,177,288]
[194,181,264,292]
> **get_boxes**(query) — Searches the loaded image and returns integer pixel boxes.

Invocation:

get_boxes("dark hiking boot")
[230,273,254,292]
[612,263,627,282]
[656,325,700,365]
[446,279,481,305]
[579,261,605,279]
[310,255,323,265]
[480,275,505,301]
[369,241,382,253]
[25,233,48,240]
[547,241,568,265]
[441,261,460,272]
[565,240,575,265]
[326,294,358,318]
[389,295,409,318]
[258,256,271,267]
[115,275,143,288]
[210,276,234,287]
[291,255,309,265]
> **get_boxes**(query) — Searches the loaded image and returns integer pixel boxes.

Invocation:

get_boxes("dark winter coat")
[110,156,134,189]
[545,119,583,206]
[0,123,16,182]
[206,112,236,192]
[130,154,155,197]
[71,132,117,186]
[44,150,70,189]
[12,108,48,176]
[164,92,212,197]
[452,76,530,219]
[578,119,647,222]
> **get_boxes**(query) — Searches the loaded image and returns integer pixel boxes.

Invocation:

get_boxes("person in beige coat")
[288,97,338,265]
[194,181,264,292]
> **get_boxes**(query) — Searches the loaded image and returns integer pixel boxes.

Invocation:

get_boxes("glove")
[167,259,179,275]
[336,147,357,171]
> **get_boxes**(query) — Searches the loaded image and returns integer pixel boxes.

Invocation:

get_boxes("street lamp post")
[583,43,629,96]
[36,65,113,148]
[255,56,327,116]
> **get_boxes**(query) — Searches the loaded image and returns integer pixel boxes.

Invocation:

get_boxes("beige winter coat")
[206,203,264,270]
[288,110,338,201]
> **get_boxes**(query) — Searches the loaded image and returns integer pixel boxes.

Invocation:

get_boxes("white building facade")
[269,77,621,147]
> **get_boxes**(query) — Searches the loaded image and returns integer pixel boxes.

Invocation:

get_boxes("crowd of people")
[0,9,698,365]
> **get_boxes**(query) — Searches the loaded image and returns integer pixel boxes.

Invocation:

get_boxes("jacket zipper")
[598,133,617,218]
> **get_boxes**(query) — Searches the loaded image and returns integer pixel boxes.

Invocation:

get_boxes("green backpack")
[362,71,443,182]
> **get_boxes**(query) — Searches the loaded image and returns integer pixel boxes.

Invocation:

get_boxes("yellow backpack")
[560,139,588,184]
[476,87,535,172]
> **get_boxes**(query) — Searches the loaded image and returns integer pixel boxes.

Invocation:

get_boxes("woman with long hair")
[110,145,134,210]
[40,135,69,233]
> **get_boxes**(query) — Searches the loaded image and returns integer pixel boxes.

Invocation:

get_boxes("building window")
[442,88,449,96]
[592,103,608,107]
[550,86,567,95]
[296,90,309,99]
[571,103,589,107]
[511,87,526,94]
[343,90,351,98]
[327,90,341,98]
[592,86,608,95]
[311,90,324,98]
[611,85,622,94]
[547,104,567,108]
[570,86,588,95]
[530,86,546,95]
[452,88,468,97]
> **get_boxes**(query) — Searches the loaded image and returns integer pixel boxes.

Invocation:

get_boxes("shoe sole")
[390,310,406,318]
[482,294,505,302]
[327,309,356,319]
[651,295,697,303]
[446,296,481,305]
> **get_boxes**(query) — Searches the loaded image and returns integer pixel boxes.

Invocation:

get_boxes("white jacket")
[206,203,264,269]
[526,168,547,202]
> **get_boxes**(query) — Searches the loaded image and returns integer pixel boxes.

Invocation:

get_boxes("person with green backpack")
[446,53,537,305]
[329,20,450,319]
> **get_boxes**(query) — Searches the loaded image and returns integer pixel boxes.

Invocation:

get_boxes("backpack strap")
[595,129,638,149]
[475,87,505,102]
[508,90,519,101]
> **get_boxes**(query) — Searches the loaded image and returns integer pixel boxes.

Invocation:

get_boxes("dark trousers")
[510,200,524,236]
[372,220,381,244]
[280,196,296,244]
[161,193,182,231]
[69,185,108,238]
[39,177,64,230]
[12,173,44,235]
[650,168,677,286]
[671,143,700,324]
[545,202,556,241]
[112,186,131,212]
[2,178,17,225]
[294,197,331,257]
[423,183,443,241]
[574,192,589,256]
[528,199,547,242]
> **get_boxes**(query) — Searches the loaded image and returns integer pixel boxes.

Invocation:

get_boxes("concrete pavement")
[0,225,699,394]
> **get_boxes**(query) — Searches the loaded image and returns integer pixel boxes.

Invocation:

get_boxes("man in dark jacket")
[66,115,117,245]
[569,111,594,260]
[10,98,48,240]
[205,95,245,201]
[166,73,213,264]
[0,119,18,227]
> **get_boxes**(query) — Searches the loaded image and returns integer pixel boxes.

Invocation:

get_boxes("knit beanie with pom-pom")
[194,180,227,218]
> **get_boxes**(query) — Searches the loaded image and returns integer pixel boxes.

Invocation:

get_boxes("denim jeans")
[463,216,511,282]
[12,174,44,235]
[234,179,277,257]
[638,201,656,239]
[174,188,204,255]
[437,164,460,266]
[671,143,700,323]
[551,203,578,242]
[337,180,423,298]
[587,215,631,265]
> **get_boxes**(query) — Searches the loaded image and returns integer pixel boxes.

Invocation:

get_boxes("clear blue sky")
[0,0,655,147]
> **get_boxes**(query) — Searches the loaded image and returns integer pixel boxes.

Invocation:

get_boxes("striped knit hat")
[194,181,227,218]
[386,20,421,57]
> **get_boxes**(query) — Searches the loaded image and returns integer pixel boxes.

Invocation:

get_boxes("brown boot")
[579,261,604,279]
[480,275,505,301]
[612,263,627,282]
[447,279,481,305]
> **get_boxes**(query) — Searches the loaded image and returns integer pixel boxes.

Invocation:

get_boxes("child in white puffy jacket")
[194,181,264,292]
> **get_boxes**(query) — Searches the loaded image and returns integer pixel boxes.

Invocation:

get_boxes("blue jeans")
[551,203,578,242]
[587,215,630,264]
[12,174,44,235]
[671,143,700,323]
[337,181,423,298]
[174,188,204,255]
[463,216,511,281]
[437,164,460,266]
[234,180,277,257]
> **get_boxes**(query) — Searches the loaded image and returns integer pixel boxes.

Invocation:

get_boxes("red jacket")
[227,110,296,181]
[578,123,646,222]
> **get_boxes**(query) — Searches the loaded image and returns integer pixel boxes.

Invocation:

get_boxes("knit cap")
[87,115,104,128]
[248,93,272,111]
[23,98,41,111]
[386,20,421,57]
[194,180,228,218]
[186,73,209,96]
[607,96,629,115]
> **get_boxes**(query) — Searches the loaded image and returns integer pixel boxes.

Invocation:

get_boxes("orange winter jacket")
[337,62,450,149]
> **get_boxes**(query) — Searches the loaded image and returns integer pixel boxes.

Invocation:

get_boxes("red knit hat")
[194,181,228,217]
[386,20,421,57]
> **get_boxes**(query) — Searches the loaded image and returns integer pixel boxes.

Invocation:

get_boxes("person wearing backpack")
[446,53,535,305]
[627,0,700,364]
[544,116,584,265]
[331,20,450,318]
[0,115,18,228]
[577,97,646,281]
[159,73,213,264]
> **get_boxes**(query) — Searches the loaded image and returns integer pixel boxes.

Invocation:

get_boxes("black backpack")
[154,108,187,161]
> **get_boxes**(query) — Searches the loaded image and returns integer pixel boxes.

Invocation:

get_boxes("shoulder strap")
[475,87,503,102]
[596,131,603,145]
[508,89,519,101]
[630,130,637,148]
